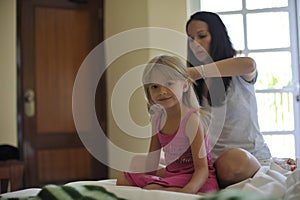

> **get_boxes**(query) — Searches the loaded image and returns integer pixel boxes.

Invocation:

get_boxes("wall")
[0,0,188,177]
[0,0,17,147]
[104,0,188,178]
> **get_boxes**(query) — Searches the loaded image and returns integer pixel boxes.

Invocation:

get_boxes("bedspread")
[1,161,300,200]
[225,162,300,200]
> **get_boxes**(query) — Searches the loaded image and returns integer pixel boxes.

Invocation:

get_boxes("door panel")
[18,0,107,187]
[35,7,87,133]
[37,149,91,183]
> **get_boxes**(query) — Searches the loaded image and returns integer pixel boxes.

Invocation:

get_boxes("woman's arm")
[188,57,257,82]
[181,113,209,194]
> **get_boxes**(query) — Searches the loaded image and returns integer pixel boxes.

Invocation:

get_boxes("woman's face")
[187,20,211,63]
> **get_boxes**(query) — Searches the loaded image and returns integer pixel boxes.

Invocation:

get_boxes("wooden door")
[17,0,108,187]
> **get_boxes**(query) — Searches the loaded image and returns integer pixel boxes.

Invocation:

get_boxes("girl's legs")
[214,148,261,189]
[117,173,181,193]
[116,168,165,187]
[143,184,181,193]
[116,172,132,186]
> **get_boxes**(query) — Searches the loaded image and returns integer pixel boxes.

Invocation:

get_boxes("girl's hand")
[148,104,163,115]
[148,104,164,122]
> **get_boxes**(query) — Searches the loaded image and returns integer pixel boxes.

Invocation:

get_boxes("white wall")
[104,0,188,178]
[0,0,17,147]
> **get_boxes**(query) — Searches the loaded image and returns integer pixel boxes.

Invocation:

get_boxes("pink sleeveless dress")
[124,109,219,193]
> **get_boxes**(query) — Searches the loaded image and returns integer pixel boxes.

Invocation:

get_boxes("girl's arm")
[188,57,257,82]
[129,128,161,174]
[145,133,162,175]
[181,113,209,194]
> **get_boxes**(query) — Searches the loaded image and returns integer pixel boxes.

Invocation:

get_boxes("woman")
[185,11,271,188]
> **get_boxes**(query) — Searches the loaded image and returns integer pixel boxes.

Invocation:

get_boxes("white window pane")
[249,52,292,90]
[246,0,288,10]
[263,134,295,158]
[256,93,294,132]
[220,14,244,50]
[247,12,290,49]
[200,0,242,12]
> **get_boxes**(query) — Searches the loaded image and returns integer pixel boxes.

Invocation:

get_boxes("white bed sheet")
[2,161,300,200]
[225,163,300,200]
[1,179,201,200]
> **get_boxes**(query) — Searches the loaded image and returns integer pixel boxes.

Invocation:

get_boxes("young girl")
[116,55,219,194]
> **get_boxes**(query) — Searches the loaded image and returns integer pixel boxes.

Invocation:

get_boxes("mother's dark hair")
[186,11,236,107]
[186,11,236,62]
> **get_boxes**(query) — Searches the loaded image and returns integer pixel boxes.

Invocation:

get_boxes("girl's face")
[187,20,211,63]
[148,69,187,110]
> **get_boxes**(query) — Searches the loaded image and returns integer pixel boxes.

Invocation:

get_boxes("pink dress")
[124,109,219,193]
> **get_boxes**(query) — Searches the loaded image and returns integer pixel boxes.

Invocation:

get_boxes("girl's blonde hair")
[142,55,208,122]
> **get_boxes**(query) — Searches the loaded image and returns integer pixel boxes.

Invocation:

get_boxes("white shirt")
[203,75,272,162]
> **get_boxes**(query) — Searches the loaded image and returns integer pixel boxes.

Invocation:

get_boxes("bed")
[1,160,299,200]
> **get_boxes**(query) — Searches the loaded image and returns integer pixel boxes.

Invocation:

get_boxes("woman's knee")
[214,148,261,188]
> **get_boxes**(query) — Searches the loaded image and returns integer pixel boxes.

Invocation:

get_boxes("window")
[188,0,300,158]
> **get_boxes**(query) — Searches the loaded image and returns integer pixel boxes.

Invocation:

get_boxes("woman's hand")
[187,57,257,82]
